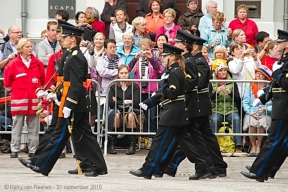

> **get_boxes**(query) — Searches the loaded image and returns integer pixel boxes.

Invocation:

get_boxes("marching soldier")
[241,29,288,182]
[154,30,218,178]
[19,24,107,177]
[129,43,211,180]
[162,35,228,177]
[19,20,96,174]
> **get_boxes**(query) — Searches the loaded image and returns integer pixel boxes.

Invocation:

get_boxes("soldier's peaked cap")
[175,30,196,44]
[60,24,84,37]
[276,29,288,43]
[56,20,75,31]
[160,43,184,56]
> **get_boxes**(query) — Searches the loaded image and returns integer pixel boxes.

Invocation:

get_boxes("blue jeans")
[210,112,242,146]
[0,115,12,130]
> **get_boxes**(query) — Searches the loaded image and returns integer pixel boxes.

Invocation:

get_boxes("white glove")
[46,93,57,101]
[55,100,61,106]
[151,92,156,97]
[253,98,261,107]
[63,107,72,118]
[36,90,48,98]
[272,61,283,72]
[139,102,148,110]
[257,90,264,98]
[161,73,169,80]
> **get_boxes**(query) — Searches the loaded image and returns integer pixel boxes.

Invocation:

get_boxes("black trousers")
[140,125,209,178]
[34,112,107,174]
[33,105,59,157]
[269,143,287,177]
[164,116,227,175]
[250,120,288,177]
[31,105,92,170]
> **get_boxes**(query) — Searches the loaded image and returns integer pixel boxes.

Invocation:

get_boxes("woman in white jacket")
[228,41,260,97]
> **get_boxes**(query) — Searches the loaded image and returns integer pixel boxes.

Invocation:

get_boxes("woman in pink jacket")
[128,38,163,140]
[155,8,181,45]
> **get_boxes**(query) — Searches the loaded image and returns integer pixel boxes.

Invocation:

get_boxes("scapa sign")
[48,0,75,19]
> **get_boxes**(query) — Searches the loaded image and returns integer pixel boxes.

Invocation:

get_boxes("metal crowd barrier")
[0,78,11,134]
[0,79,102,139]
[90,80,102,143]
[0,77,274,154]
[210,79,271,137]
[103,79,160,155]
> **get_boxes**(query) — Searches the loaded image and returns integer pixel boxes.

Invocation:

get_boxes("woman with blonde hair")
[155,8,181,45]
[200,11,230,59]
[107,65,141,155]
[4,38,45,158]
[132,16,150,47]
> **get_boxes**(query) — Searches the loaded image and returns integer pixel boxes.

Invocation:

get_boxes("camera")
[140,51,147,57]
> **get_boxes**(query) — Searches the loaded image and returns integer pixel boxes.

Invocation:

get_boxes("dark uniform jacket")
[143,62,188,126]
[270,52,288,119]
[183,52,199,118]
[194,52,212,117]
[62,46,90,112]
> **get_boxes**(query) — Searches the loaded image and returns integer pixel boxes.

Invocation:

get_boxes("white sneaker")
[146,138,153,150]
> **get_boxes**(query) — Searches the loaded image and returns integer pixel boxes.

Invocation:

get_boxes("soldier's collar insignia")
[72,50,78,56]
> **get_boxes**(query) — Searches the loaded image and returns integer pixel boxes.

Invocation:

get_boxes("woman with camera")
[228,41,260,97]
[75,11,96,42]
[128,38,163,143]
[107,65,141,155]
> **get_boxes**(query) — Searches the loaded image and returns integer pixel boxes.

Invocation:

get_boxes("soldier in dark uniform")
[153,30,218,178]
[19,24,107,177]
[129,43,211,180]
[241,29,288,182]
[18,20,93,174]
[162,35,228,177]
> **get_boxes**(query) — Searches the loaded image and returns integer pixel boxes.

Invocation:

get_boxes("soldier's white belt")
[197,87,209,94]
[161,95,185,106]
[272,88,286,93]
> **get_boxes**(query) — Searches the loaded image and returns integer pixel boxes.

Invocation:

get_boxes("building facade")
[0,0,285,39]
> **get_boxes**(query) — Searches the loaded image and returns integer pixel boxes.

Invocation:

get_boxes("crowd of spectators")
[0,0,280,156]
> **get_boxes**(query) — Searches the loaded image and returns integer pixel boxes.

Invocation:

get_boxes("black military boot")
[108,135,117,154]
[126,136,136,155]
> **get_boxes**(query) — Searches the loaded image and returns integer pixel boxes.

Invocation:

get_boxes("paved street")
[0,150,287,192]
